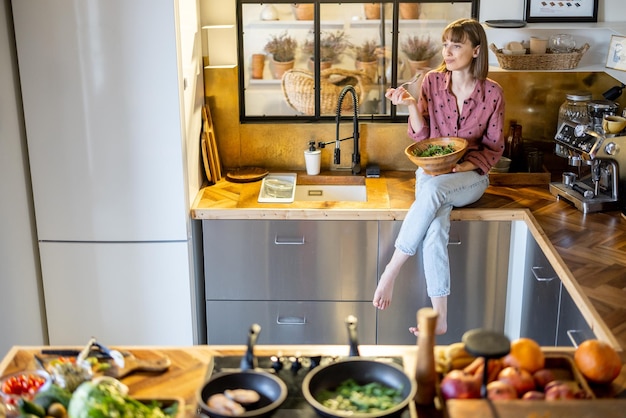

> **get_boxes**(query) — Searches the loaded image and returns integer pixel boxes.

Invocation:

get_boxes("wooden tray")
[225,167,269,183]
[444,354,602,417]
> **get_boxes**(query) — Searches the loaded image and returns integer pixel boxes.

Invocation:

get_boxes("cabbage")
[68,377,176,418]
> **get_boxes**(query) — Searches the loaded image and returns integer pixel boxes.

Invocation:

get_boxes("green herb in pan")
[317,378,403,413]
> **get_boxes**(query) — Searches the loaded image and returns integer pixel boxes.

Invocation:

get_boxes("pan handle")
[345,315,360,357]
[240,324,261,370]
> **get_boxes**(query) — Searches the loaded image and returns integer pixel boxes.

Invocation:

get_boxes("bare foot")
[372,267,399,310]
[409,320,447,336]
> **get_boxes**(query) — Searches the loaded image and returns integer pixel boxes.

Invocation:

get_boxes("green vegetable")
[414,144,456,157]
[33,383,72,410]
[317,378,403,413]
[67,377,178,418]
[17,398,46,417]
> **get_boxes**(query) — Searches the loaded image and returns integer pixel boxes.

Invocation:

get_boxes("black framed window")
[236,1,479,123]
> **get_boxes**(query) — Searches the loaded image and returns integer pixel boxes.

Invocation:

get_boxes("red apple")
[532,368,556,390]
[440,369,481,400]
[486,380,518,400]
[497,366,535,397]
[544,380,577,400]
[522,390,545,400]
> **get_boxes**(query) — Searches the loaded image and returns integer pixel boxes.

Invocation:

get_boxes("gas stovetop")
[209,354,410,418]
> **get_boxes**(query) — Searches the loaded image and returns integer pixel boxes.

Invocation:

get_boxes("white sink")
[294,184,367,202]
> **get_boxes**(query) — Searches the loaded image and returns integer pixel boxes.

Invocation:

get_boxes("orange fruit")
[502,337,545,373]
[574,339,622,384]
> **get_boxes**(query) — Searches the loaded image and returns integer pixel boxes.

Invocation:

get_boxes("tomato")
[0,373,46,397]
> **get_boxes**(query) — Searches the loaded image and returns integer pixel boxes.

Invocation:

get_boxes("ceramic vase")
[251,54,265,79]
[260,4,278,21]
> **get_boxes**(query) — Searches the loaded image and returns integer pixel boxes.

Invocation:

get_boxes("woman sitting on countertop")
[373,18,505,336]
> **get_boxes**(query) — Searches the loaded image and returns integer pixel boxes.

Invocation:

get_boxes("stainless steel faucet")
[318,85,361,175]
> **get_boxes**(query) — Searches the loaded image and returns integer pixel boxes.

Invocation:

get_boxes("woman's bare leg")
[372,250,410,310]
[409,296,448,335]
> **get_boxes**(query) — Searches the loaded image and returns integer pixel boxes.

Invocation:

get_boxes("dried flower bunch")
[302,30,351,63]
[353,39,379,62]
[401,34,438,61]
[264,31,298,62]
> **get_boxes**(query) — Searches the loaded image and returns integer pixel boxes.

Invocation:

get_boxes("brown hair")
[435,18,489,80]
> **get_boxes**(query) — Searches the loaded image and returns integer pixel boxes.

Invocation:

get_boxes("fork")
[397,72,422,90]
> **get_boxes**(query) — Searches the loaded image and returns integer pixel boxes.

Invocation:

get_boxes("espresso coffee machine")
[550,120,626,213]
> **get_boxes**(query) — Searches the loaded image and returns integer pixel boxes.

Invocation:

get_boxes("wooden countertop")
[191,171,626,356]
[2,345,625,417]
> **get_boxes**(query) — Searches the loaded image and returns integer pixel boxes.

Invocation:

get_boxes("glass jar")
[557,91,592,131]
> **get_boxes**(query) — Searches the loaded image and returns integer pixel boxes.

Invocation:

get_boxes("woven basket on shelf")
[281,68,366,115]
[489,43,590,70]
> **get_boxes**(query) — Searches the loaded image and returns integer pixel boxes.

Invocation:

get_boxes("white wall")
[0,1,47,354]
[478,0,625,22]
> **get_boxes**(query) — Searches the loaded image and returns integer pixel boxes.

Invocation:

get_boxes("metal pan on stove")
[197,324,287,418]
[302,316,416,418]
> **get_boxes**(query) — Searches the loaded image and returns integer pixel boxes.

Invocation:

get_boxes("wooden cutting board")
[202,105,221,183]
[201,135,212,183]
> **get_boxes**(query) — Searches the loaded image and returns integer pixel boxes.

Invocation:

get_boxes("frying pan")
[302,316,417,418]
[197,324,287,418]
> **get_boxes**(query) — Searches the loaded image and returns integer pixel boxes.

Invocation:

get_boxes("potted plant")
[401,34,438,73]
[353,39,380,82]
[264,31,298,78]
[302,30,350,70]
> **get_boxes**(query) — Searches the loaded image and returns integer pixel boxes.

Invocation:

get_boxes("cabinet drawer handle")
[276,315,306,325]
[531,266,557,282]
[274,235,305,245]
[566,329,587,348]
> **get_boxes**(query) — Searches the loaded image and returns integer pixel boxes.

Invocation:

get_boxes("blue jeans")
[394,168,489,297]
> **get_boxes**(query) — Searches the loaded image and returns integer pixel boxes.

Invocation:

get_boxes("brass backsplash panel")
[204,67,625,172]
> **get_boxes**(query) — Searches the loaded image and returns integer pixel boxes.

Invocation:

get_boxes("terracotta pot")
[292,4,314,20]
[308,58,332,72]
[355,60,378,83]
[270,59,294,79]
[400,3,420,19]
[363,3,381,20]
[407,58,430,74]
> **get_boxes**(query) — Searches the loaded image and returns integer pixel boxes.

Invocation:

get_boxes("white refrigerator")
[11,0,205,345]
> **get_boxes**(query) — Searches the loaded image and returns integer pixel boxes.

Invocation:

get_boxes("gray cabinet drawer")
[519,231,560,346]
[203,220,378,300]
[206,301,376,345]
[556,283,594,347]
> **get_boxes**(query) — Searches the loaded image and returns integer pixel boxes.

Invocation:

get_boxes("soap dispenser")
[304,141,321,175]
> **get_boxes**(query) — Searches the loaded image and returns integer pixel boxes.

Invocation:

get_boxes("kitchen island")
[192,171,626,355]
[1,345,625,417]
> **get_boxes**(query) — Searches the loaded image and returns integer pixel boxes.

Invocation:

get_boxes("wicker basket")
[281,68,366,115]
[489,43,590,70]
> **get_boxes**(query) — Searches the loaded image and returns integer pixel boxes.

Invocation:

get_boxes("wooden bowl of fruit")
[405,137,468,175]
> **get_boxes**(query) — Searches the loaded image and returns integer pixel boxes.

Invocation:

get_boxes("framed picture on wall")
[525,0,598,23]
[606,35,626,72]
